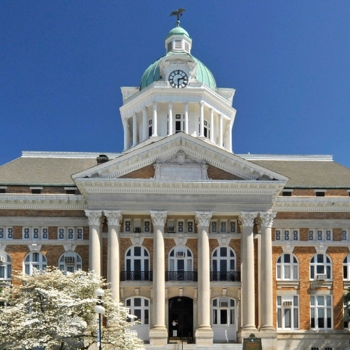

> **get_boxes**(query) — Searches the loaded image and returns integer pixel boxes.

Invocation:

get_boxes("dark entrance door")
[168,297,193,341]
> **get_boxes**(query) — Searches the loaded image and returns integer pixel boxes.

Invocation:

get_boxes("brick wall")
[119,165,155,179]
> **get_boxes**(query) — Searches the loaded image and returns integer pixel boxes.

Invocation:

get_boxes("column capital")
[104,210,123,227]
[85,210,103,226]
[195,211,212,227]
[260,211,276,228]
[240,212,258,228]
[150,211,167,227]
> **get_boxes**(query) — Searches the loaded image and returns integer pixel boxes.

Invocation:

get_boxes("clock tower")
[119,21,237,153]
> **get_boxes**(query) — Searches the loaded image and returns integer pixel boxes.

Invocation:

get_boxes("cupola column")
[123,119,130,151]
[104,210,122,301]
[142,107,147,141]
[132,113,137,146]
[240,212,258,332]
[184,102,189,134]
[152,101,158,137]
[195,211,214,346]
[85,210,102,276]
[168,103,173,135]
[219,114,223,147]
[210,108,214,143]
[199,101,204,137]
[150,210,168,346]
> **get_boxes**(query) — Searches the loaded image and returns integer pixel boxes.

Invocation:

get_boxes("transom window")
[310,254,332,280]
[310,295,332,329]
[23,252,47,275]
[277,295,299,329]
[212,298,236,325]
[58,252,82,273]
[276,254,299,280]
[126,297,149,325]
[0,253,12,280]
[0,227,13,240]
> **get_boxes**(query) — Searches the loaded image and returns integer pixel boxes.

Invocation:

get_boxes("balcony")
[165,271,198,282]
[120,271,153,281]
[210,271,241,282]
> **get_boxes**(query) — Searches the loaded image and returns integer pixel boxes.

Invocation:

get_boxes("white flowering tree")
[0,268,144,350]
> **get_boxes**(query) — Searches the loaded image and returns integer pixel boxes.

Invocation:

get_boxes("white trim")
[22,151,120,159]
[239,154,333,162]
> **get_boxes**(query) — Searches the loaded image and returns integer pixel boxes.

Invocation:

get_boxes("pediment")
[72,133,288,183]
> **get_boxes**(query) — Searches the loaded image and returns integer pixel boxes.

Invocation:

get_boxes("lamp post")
[94,288,105,350]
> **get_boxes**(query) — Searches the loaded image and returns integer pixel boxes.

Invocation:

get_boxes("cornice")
[273,197,350,212]
[0,194,87,210]
[73,134,287,184]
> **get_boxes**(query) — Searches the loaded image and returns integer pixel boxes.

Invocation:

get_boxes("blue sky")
[1,1,350,167]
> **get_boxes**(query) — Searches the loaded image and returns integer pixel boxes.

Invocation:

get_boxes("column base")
[259,329,277,350]
[149,326,168,346]
[195,326,213,346]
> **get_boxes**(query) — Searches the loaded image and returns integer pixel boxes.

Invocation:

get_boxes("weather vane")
[170,8,186,26]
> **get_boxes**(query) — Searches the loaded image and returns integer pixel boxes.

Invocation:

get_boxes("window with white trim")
[277,295,299,329]
[343,301,350,328]
[276,254,299,280]
[125,246,150,280]
[211,220,217,233]
[220,220,227,233]
[23,227,48,240]
[187,220,194,233]
[177,220,184,233]
[175,114,185,133]
[58,252,82,273]
[126,297,149,325]
[0,227,13,240]
[342,229,349,241]
[275,229,299,241]
[57,227,83,240]
[212,247,236,281]
[343,254,350,280]
[144,220,151,233]
[23,252,47,275]
[169,247,193,274]
[148,120,152,137]
[229,220,237,233]
[212,298,236,325]
[308,229,332,242]
[0,253,12,280]
[310,254,332,280]
[310,295,332,329]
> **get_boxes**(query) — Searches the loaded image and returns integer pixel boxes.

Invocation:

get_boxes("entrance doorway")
[168,297,193,342]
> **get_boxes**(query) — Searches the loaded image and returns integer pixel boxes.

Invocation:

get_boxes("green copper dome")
[139,53,216,90]
[165,26,190,39]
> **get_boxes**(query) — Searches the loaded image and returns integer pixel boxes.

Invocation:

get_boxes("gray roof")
[251,160,350,188]
[0,157,97,185]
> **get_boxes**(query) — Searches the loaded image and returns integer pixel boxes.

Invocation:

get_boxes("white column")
[184,102,189,134]
[168,102,173,135]
[240,212,258,331]
[132,113,137,146]
[152,101,158,137]
[228,120,233,151]
[195,211,213,346]
[219,114,223,147]
[142,107,147,141]
[210,108,214,143]
[104,210,122,301]
[123,119,130,151]
[199,101,204,137]
[85,210,102,276]
[149,210,167,346]
[260,212,276,330]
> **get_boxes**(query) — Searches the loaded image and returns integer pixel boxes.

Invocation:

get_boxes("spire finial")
[170,8,186,26]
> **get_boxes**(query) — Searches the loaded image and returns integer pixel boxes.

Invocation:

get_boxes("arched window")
[168,246,193,281]
[276,254,299,280]
[310,254,332,280]
[212,247,237,281]
[23,252,47,275]
[126,297,150,325]
[58,252,82,273]
[125,246,150,281]
[0,253,12,280]
[343,254,350,280]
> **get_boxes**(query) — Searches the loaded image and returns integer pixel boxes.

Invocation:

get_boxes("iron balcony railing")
[165,271,198,281]
[210,271,241,282]
[120,271,153,281]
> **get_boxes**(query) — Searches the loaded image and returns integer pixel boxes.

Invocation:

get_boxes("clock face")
[168,70,188,88]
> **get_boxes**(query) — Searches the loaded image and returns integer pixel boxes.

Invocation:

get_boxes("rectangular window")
[67,227,75,240]
[220,221,227,233]
[284,230,290,241]
[58,227,66,240]
[33,228,39,240]
[177,221,184,233]
[144,220,150,233]
[23,227,31,240]
[0,228,3,239]
[309,230,314,241]
[187,220,194,233]
[277,295,299,330]
[293,230,299,241]
[310,295,332,329]
[76,227,83,240]
[342,230,348,241]
[315,191,325,197]
[282,191,292,196]
[211,221,217,233]
[326,230,332,241]
[7,228,13,239]
[42,228,48,240]
[124,220,131,232]
[317,230,323,241]
[230,221,236,233]
[275,230,281,241]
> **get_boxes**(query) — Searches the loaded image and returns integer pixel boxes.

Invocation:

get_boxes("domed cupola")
[120,10,236,154]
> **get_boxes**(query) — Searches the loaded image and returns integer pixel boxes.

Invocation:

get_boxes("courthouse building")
[1,20,350,350]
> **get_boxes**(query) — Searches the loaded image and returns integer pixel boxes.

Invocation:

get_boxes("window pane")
[134,309,142,321]
[220,310,227,324]
[311,308,315,328]
[134,247,141,256]
[213,309,217,324]
[220,247,227,257]
[0,266,4,278]
[144,309,149,325]
[293,266,298,280]
[277,309,282,328]
[318,308,324,328]
[277,266,281,279]
[230,309,235,324]
[284,254,290,263]
[317,296,324,305]
[284,308,291,328]
[134,298,141,307]
[284,266,290,279]
[293,308,299,328]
